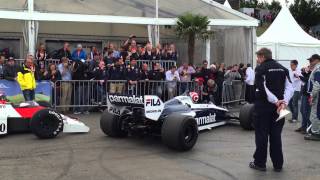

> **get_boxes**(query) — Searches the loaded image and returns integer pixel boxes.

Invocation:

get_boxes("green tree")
[267,0,282,14]
[175,13,213,64]
[289,0,320,29]
[240,0,258,8]
[257,1,269,9]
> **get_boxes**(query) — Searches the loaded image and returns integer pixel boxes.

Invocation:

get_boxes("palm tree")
[175,13,213,64]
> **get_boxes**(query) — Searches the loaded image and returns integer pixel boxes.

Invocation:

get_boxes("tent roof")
[33,0,241,19]
[258,6,320,46]
[223,0,232,9]
[0,0,258,27]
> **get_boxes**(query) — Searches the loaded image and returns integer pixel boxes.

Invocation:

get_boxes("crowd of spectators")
[0,35,252,115]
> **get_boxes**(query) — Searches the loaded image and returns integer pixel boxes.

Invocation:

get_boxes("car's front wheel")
[30,109,64,138]
[162,114,198,151]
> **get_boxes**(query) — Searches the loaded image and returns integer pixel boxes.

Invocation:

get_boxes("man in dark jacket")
[56,42,72,60]
[108,59,126,94]
[4,57,20,81]
[92,60,108,105]
[149,63,165,97]
[72,60,89,114]
[295,65,312,133]
[250,48,293,172]
[200,60,211,84]
[126,59,140,95]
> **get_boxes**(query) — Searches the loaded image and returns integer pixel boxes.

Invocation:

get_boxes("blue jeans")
[179,82,188,94]
[300,94,311,129]
[22,89,35,101]
[289,91,300,120]
[74,84,88,112]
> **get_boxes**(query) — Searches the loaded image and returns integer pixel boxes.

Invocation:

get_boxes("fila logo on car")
[145,98,161,107]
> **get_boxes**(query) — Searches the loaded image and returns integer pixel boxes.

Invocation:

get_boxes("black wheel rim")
[39,114,59,132]
[184,124,196,144]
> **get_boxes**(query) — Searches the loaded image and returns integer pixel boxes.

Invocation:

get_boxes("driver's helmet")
[189,92,199,103]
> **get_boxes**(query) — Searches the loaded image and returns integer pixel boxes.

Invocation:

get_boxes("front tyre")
[30,109,64,138]
[100,110,128,138]
[162,114,198,151]
[239,104,255,130]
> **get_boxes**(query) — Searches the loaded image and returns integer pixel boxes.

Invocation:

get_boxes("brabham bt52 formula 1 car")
[0,94,90,138]
[100,92,254,151]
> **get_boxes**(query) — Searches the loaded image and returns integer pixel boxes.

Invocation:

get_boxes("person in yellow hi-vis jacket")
[17,55,36,101]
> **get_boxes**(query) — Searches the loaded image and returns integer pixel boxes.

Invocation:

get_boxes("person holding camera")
[178,63,195,93]
[166,65,180,99]
[92,60,108,105]
[296,64,312,134]
[126,59,140,95]
[58,57,72,112]
[3,57,20,81]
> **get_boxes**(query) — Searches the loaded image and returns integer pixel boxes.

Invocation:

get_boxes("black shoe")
[304,133,320,141]
[295,127,303,132]
[300,129,307,134]
[273,168,282,172]
[249,162,266,171]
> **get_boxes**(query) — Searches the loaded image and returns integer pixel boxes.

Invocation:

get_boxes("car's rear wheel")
[100,110,128,137]
[36,101,52,108]
[162,114,198,151]
[239,104,255,130]
[30,109,64,138]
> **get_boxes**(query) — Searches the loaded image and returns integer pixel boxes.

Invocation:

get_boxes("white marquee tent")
[257,6,320,67]
[223,0,232,9]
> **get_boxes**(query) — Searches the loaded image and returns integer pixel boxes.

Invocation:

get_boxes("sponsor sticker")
[108,94,144,106]
[195,113,216,125]
[145,98,161,107]
[144,95,164,121]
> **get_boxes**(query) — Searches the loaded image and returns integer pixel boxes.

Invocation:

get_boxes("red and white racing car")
[0,94,89,138]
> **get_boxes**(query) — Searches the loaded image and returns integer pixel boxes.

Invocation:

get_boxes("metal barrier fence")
[126,60,176,70]
[11,59,61,67]
[221,80,246,107]
[53,80,201,110]
[51,79,245,111]
[11,59,176,70]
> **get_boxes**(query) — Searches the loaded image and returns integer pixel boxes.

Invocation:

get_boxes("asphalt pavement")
[0,113,320,180]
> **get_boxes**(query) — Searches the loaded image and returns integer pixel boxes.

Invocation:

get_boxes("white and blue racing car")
[100,92,254,151]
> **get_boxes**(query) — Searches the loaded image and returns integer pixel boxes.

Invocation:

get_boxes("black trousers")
[245,84,255,103]
[253,103,285,169]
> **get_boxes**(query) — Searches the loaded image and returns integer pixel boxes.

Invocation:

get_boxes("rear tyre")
[162,114,198,151]
[30,109,64,138]
[100,110,128,138]
[239,104,255,130]
[36,101,51,108]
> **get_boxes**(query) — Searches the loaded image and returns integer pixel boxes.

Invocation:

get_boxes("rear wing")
[107,94,164,121]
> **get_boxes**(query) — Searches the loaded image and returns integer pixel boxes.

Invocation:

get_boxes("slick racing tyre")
[36,101,52,108]
[100,110,128,138]
[162,114,198,151]
[30,109,64,138]
[239,103,255,130]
